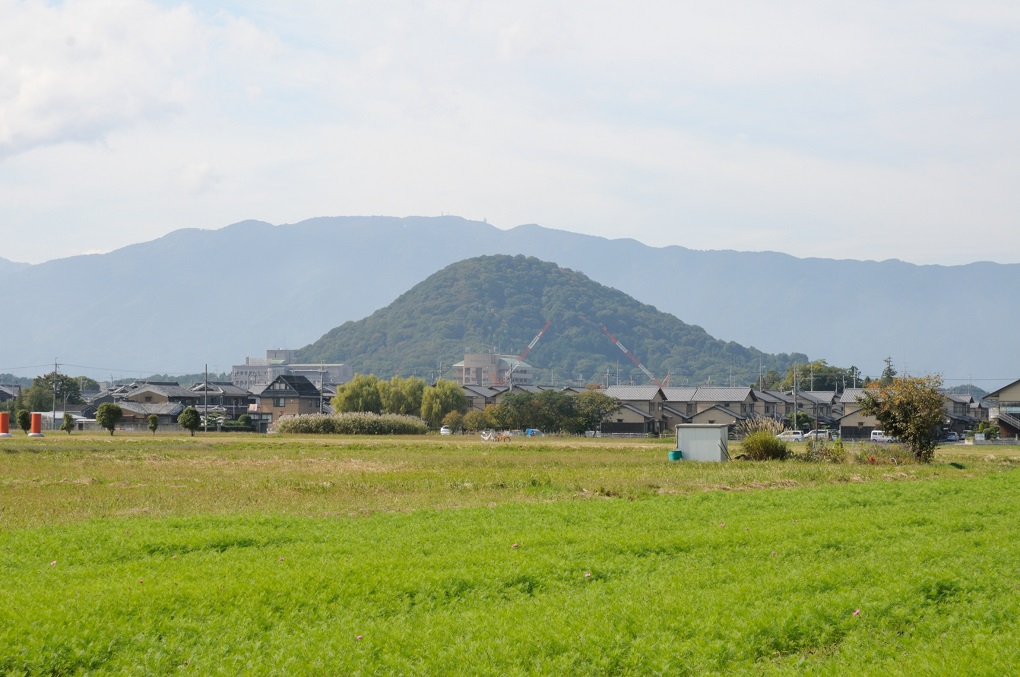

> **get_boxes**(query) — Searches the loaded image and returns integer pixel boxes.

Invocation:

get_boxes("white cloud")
[0,0,1019,265]
[0,1,201,156]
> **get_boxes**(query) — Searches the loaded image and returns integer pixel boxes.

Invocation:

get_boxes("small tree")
[442,410,464,432]
[421,379,468,428]
[178,407,201,437]
[237,413,253,429]
[16,409,31,434]
[332,374,383,414]
[147,414,159,435]
[856,375,944,463]
[60,412,75,435]
[462,409,491,432]
[573,390,621,433]
[95,403,123,436]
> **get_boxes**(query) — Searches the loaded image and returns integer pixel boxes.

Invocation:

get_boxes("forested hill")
[297,255,807,385]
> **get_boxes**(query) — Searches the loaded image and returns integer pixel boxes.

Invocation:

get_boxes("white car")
[776,430,804,442]
[804,430,830,440]
[870,430,894,443]
[439,425,452,435]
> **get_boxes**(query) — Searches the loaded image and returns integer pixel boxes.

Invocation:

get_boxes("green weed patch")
[2,435,1020,673]
[3,467,1020,673]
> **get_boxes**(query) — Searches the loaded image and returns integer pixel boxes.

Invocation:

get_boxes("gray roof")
[191,382,250,397]
[662,404,690,420]
[604,385,663,401]
[462,385,504,398]
[268,374,320,396]
[662,387,697,402]
[693,404,745,420]
[752,389,784,403]
[617,402,653,420]
[504,385,543,394]
[796,391,833,405]
[127,384,198,400]
[840,388,866,404]
[692,387,754,403]
[119,401,185,416]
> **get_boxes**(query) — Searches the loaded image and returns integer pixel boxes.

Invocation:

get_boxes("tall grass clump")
[737,415,786,437]
[795,438,847,463]
[853,442,915,465]
[273,412,428,435]
[740,430,790,460]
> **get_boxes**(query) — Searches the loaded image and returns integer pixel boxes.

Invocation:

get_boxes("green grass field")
[2,434,1019,674]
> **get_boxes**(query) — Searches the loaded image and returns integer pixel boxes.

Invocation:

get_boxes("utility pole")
[52,358,58,431]
[792,363,799,431]
[203,364,208,433]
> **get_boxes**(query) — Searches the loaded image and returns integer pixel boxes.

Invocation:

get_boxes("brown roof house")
[251,375,323,429]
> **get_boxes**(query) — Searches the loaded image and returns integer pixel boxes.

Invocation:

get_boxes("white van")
[870,430,894,443]
[776,430,804,442]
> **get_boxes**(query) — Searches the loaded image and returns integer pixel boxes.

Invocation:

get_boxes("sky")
[2,0,1019,266]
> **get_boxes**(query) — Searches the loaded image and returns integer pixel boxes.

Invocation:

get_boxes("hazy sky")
[2,1,1019,265]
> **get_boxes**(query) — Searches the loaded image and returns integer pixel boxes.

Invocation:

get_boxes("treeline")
[0,372,100,414]
[454,389,621,435]
[330,375,467,428]
[330,374,622,434]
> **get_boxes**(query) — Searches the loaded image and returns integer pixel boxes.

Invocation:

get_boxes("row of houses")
[3,375,329,432]
[7,373,1020,438]
[464,382,997,438]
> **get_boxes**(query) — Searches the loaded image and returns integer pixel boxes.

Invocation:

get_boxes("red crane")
[601,325,659,384]
[500,320,552,385]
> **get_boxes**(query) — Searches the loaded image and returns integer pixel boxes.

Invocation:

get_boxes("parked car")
[944,431,959,442]
[870,430,894,443]
[804,430,831,440]
[777,430,804,442]
[439,425,452,435]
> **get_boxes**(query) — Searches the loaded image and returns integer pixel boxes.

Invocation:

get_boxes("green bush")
[273,412,428,435]
[740,430,789,461]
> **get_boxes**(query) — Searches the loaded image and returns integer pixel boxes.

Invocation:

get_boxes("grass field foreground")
[2,434,1020,674]
[2,434,1016,528]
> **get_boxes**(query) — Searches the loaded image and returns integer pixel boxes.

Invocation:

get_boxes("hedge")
[272,412,429,435]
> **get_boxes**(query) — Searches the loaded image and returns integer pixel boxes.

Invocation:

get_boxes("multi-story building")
[231,349,353,390]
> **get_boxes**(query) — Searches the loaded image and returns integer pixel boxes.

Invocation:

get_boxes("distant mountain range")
[297,255,804,384]
[0,256,30,276]
[0,215,1013,386]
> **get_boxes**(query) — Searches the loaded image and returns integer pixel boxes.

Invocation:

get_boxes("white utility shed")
[674,424,729,462]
